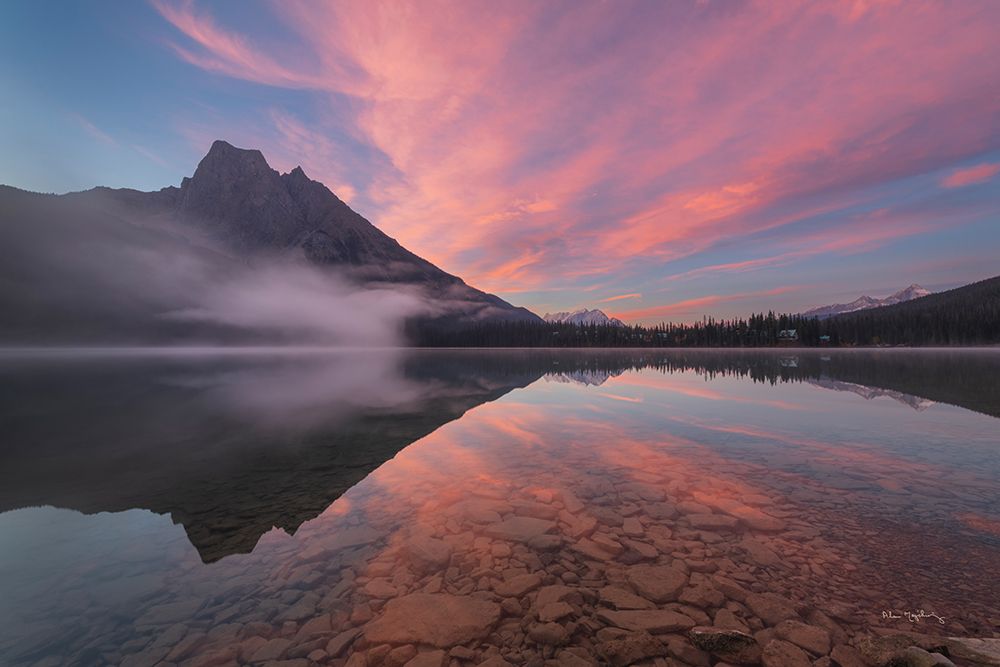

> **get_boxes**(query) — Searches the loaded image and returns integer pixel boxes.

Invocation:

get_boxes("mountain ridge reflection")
[0,348,997,563]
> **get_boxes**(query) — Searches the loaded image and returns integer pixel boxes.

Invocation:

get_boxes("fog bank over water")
[0,188,436,346]
[162,262,429,347]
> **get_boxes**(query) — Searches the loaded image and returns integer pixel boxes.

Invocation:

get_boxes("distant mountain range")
[543,308,625,327]
[0,140,539,344]
[802,284,931,319]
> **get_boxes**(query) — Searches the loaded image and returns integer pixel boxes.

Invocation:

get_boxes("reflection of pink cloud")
[154,1,1000,300]
[608,373,808,412]
[597,392,643,404]
[941,163,1000,188]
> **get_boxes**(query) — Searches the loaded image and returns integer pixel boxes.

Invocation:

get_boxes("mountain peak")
[803,283,932,319]
[543,308,625,327]
[195,140,271,178]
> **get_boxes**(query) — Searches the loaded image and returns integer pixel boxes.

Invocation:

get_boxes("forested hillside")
[411,275,1000,347]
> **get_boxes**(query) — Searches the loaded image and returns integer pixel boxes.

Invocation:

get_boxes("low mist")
[0,188,432,346]
[164,262,428,346]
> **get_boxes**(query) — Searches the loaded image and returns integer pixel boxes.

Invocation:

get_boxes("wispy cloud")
[610,287,801,324]
[151,1,1000,314]
[131,144,170,168]
[598,293,641,303]
[72,113,116,145]
[941,163,1000,188]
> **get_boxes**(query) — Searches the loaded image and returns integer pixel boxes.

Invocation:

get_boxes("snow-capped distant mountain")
[808,378,936,411]
[542,308,625,327]
[545,369,618,386]
[802,284,931,319]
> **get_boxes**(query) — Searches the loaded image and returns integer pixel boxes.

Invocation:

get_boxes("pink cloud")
[610,287,801,324]
[152,1,1000,305]
[598,293,641,303]
[941,163,1000,188]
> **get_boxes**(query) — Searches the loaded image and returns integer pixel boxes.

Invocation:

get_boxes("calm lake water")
[1,349,998,667]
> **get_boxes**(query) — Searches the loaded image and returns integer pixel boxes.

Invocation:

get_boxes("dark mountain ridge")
[0,140,538,344]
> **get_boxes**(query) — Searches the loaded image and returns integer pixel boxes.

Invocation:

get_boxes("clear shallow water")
[0,349,998,667]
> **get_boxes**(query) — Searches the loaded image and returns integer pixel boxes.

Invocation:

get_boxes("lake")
[1,349,998,667]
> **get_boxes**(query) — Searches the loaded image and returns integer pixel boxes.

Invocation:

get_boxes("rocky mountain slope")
[0,141,539,344]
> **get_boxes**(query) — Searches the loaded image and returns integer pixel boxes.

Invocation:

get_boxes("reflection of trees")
[528,349,1000,419]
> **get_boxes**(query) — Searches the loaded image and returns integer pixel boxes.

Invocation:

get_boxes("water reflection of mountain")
[0,351,552,563]
[544,369,619,386]
[650,349,1000,419]
[535,349,1000,419]
[807,378,936,411]
[1,348,996,563]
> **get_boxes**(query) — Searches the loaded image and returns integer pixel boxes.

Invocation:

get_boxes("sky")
[2,0,999,324]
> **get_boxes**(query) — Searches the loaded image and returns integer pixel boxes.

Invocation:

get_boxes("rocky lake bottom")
[0,349,998,667]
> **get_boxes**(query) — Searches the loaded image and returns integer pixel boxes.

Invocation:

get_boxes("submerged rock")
[895,646,956,667]
[483,517,556,543]
[404,533,453,574]
[494,573,542,597]
[596,609,696,633]
[539,601,575,622]
[404,649,447,667]
[625,564,688,603]
[774,619,831,656]
[856,635,954,667]
[597,631,669,667]
[599,586,655,610]
[528,622,570,646]
[945,638,1000,666]
[745,592,799,626]
[761,638,812,667]
[363,594,501,647]
[688,626,758,658]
